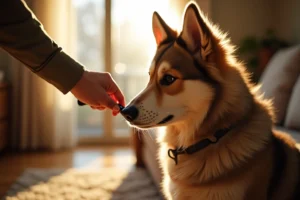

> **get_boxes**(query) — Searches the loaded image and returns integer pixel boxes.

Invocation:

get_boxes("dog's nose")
[121,106,139,122]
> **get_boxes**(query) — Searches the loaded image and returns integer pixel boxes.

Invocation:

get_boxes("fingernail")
[112,112,118,116]
[113,105,120,113]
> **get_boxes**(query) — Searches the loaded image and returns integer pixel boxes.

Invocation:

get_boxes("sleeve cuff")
[36,50,85,94]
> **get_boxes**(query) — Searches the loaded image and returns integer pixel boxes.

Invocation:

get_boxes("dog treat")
[77,100,124,112]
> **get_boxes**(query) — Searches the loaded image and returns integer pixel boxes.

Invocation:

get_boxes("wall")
[274,0,300,43]
[211,0,274,46]
[210,0,300,46]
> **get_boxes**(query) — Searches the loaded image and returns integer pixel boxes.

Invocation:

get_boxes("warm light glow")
[114,63,127,74]
[158,126,166,135]
[147,0,181,60]
[113,0,181,63]
[72,0,183,133]
[113,0,180,29]
[157,126,167,141]
[58,93,73,111]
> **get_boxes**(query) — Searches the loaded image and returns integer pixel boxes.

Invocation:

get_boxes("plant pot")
[256,47,275,78]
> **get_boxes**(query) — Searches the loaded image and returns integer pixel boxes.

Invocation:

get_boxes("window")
[73,0,105,138]
[72,0,181,143]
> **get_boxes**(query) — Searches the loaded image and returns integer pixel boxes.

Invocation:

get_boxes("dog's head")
[122,2,234,129]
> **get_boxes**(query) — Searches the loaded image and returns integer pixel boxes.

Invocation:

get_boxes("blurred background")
[0,0,299,197]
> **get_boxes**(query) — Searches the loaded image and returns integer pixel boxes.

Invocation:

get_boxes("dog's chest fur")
[159,144,248,200]
[159,145,252,199]
[157,120,274,200]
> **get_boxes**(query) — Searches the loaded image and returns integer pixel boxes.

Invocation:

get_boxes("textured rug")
[3,167,163,200]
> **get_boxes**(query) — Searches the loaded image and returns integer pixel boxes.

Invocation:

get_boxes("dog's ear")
[180,3,213,62]
[152,12,176,46]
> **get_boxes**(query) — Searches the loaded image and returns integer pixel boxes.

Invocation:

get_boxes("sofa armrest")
[275,126,300,143]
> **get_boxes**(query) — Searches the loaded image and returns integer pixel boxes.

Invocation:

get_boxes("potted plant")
[238,29,289,83]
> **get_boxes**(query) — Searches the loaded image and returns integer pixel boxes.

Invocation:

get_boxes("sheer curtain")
[10,0,78,150]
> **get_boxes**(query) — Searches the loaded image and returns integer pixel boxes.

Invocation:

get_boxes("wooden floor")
[0,145,135,197]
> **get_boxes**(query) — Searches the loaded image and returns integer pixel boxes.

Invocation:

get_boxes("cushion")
[284,76,300,130]
[275,126,300,143]
[259,45,300,124]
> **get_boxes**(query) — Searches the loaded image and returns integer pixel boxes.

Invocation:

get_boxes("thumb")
[103,95,120,112]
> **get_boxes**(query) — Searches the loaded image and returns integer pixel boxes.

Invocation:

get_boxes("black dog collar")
[168,127,230,165]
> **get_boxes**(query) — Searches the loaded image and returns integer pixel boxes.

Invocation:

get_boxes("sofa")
[132,44,300,189]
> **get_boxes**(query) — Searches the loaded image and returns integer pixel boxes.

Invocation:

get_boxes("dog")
[121,2,300,199]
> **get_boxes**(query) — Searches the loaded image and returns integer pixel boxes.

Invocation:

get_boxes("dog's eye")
[160,74,177,86]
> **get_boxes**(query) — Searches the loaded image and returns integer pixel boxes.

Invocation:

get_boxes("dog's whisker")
[133,127,142,141]
[147,129,155,142]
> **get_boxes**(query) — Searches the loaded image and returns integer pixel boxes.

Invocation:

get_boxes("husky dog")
[122,2,300,200]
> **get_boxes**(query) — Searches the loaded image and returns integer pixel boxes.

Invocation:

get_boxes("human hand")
[71,71,125,116]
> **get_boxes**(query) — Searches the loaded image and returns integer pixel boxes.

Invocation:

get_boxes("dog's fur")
[125,2,300,200]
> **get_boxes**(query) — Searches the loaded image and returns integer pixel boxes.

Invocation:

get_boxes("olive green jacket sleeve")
[0,0,84,94]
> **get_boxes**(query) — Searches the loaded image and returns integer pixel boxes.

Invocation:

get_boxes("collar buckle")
[168,148,186,165]
[208,136,218,143]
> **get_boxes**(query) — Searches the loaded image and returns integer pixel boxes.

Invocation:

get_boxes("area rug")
[3,167,163,200]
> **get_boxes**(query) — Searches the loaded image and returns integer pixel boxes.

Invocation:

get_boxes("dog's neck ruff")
[168,101,254,165]
[168,127,230,165]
